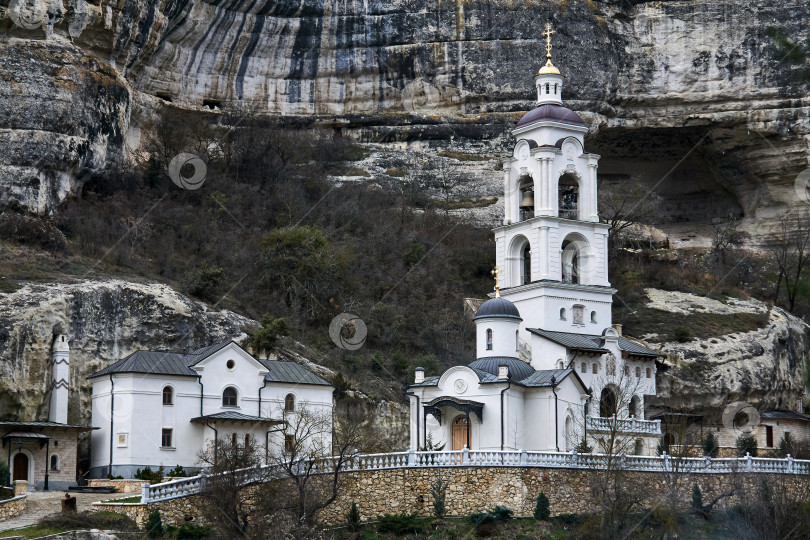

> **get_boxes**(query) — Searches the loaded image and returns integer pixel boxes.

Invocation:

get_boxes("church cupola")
[474,278,522,359]
[535,24,564,106]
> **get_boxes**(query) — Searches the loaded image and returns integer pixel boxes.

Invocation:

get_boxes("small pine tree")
[534,492,550,521]
[778,432,796,457]
[691,483,703,512]
[345,501,360,532]
[430,477,448,518]
[574,438,592,453]
[146,509,164,538]
[702,432,720,457]
[736,433,758,457]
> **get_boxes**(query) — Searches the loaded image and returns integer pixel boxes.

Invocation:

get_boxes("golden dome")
[537,59,561,76]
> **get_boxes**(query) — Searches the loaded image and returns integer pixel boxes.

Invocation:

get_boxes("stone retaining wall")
[93,466,810,528]
[87,479,145,493]
[0,494,27,521]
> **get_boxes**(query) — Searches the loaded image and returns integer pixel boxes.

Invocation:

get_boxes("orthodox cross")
[542,23,555,59]
[491,266,502,298]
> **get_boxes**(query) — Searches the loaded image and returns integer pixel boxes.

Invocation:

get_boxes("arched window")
[600,387,618,418]
[557,360,564,369]
[245,434,252,446]
[162,386,173,406]
[515,330,519,352]
[590,311,597,324]
[624,366,630,377]
[522,244,531,285]
[565,416,573,450]
[592,363,598,374]
[554,83,559,94]
[232,433,237,446]
[646,368,652,379]
[222,387,237,407]
[285,393,295,412]
[635,366,641,378]
[629,395,640,418]
[486,329,493,350]
[50,454,59,471]
[580,362,586,373]
[634,438,644,456]
[545,82,550,94]
[559,308,567,320]
[558,174,579,220]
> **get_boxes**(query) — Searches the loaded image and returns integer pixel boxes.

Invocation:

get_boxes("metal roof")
[761,410,810,422]
[528,329,662,358]
[88,342,333,387]
[259,360,333,386]
[516,104,585,128]
[520,368,575,387]
[468,357,535,381]
[2,431,50,439]
[0,421,97,430]
[411,376,440,387]
[529,329,609,354]
[474,298,522,321]
[190,412,282,424]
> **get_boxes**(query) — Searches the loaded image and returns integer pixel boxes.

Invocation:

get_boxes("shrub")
[0,461,8,487]
[778,432,796,457]
[171,522,211,539]
[251,314,290,352]
[430,477,448,518]
[736,433,758,457]
[40,510,137,531]
[534,492,550,521]
[702,432,720,457]
[691,483,703,512]
[183,265,225,302]
[674,326,691,342]
[167,465,187,478]
[346,502,361,532]
[135,465,165,484]
[376,513,422,534]
[146,510,164,538]
[0,212,67,252]
[470,505,513,525]
[575,438,593,453]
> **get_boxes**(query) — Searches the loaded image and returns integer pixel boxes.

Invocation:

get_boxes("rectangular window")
[592,363,598,374]
[646,368,651,378]
[161,428,173,448]
[766,425,774,448]
[284,434,295,454]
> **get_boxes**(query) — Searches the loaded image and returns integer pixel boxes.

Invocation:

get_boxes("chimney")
[414,367,425,384]
[498,364,509,380]
[612,324,622,336]
[49,335,70,424]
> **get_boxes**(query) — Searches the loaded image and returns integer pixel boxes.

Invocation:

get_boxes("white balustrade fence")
[585,416,662,435]
[140,450,810,503]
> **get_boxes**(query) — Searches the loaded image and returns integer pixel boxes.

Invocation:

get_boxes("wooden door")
[13,453,28,481]
[451,415,468,451]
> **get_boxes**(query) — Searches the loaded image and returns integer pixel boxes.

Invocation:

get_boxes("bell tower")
[494,25,615,354]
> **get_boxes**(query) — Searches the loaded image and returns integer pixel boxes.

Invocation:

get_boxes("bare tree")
[266,403,371,524]
[598,180,662,251]
[769,211,810,312]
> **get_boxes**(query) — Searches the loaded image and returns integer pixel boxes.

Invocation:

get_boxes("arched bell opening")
[599,386,618,418]
[518,175,534,221]
[508,235,532,286]
[558,173,579,220]
[561,234,590,285]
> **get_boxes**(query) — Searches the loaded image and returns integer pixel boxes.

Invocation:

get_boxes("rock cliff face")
[1,0,809,243]
[645,289,809,419]
[0,279,251,423]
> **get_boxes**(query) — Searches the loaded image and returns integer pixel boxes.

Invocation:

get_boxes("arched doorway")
[599,386,618,418]
[558,174,579,220]
[13,452,29,481]
[508,235,531,286]
[452,415,469,451]
[634,439,645,456]
[629,395,640,418]
[565,416,573,450]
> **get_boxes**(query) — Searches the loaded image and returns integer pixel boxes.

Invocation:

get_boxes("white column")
[539,226,549,280]
[589,163,599,221]
[548,159,556,216]
[502,165,512,224]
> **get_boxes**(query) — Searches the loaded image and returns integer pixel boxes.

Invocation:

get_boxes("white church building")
[88,341,334,478]
[408,27,664,456]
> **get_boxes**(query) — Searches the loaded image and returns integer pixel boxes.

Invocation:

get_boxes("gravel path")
[0,490,113,532]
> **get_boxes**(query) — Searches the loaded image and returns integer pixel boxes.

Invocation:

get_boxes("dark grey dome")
[469,357,535,381]
[516,104,585,128]
[474,297,522,321]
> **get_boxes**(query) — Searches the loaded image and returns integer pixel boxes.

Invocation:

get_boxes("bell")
[519,190,534,209]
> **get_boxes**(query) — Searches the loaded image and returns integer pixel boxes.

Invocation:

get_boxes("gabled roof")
[258,359,333,386]
[89,341,333,386]
[521,368,575,387]
[528,329,662,358]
